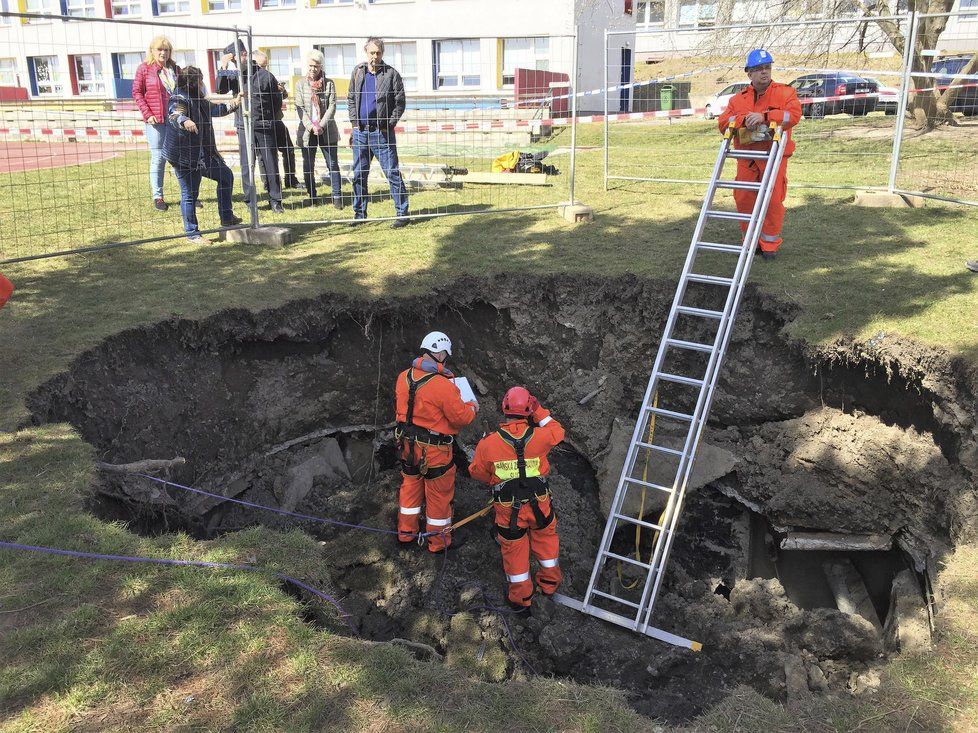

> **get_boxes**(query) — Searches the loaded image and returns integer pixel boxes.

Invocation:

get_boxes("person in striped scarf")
[295,50,343,208]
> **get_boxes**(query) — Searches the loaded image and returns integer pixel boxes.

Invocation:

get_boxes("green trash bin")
[660,84,675,111]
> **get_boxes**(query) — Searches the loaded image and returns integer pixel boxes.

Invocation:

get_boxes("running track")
[0,141,140,173]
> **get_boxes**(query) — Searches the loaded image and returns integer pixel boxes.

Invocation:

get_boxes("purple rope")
[136,473,435,538]
[0,540,358,636]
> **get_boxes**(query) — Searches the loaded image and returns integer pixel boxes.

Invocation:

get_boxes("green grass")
[1,120,978,730]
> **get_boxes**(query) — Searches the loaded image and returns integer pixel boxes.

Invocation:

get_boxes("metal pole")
[568,28,579,206]
[241,26,260,229]
[888,12,917,194]
[603,29,610,192]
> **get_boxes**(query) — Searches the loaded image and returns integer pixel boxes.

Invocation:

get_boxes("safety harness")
[492,425,555,541]
[395,370,454,480]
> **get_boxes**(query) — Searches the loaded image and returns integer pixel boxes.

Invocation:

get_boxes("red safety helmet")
[502,386,537,417]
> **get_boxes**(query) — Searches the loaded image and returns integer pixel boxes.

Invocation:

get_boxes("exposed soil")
[26,274,978,723]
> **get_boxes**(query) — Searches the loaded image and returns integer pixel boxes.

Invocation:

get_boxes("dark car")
[930,55,978,116]
[788,73,879,119]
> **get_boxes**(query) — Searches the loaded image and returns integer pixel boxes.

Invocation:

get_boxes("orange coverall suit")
[0,273,12,310]
[717,82,802,253]
[469,408,565,607]
[394,363,477,552]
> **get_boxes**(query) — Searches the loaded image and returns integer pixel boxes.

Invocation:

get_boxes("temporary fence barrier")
[0,12,580,263]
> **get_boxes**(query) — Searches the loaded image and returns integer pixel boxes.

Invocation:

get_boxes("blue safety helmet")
[745,49,773,71]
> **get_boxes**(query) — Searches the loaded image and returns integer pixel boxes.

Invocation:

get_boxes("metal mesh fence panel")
[891,11,978,205]
[604,14,913,193]
[0,11,249,262]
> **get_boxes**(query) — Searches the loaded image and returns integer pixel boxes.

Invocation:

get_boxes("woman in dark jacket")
[294,50,343,208]
[163,66,242,244]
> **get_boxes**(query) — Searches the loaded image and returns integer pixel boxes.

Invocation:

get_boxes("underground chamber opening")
[28,275,964,722]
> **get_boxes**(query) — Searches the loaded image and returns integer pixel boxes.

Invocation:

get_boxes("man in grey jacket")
[347,37,409,227]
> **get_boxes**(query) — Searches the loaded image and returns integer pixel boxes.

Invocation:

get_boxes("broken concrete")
[784,654,812,710]
[224,225,291,247]
[781,532,892,552]
[822,558,883,634]
[883,569,932,654]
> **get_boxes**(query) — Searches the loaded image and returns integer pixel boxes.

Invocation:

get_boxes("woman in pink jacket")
[133,36,179,212]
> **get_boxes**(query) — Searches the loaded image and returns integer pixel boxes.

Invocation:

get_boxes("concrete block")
[853,191,911,208]
[883,568,931,653]
[223,225,291,247]
[558,203,594,223]
[823,559,884,634]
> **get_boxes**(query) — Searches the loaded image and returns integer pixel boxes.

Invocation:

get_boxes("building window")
[960,0,977,18]
[156,0,190,13]
[114,51,141,78]
[636,0,664,25]
[435,39,480,89]
[24,0,55,18]
[501,37,549,87]
[207,0,241,10]
[782,0,827,18]
[316,0,353,4]
[317,43,357,78]
[65,0,97,15]
[0,0,9,25]
[0,58,17,86]
[385,41,417,92]
[31,55,63,95]
[266,46,299,81]
[260,0,296,6]
[678,0,717,28]
[172,50,195,69]
[74,54,105,94]
[111,0,141,14]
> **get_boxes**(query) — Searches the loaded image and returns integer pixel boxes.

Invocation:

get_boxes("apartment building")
[0,0,636,106]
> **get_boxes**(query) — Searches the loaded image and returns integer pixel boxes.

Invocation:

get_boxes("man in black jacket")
[347,37,409,227]
[217,41,284,213]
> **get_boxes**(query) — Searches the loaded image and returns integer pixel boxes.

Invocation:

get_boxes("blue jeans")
[352,128,408,218]
[145,122,167,199]
[302,131,342,201]
[173,156,235,235]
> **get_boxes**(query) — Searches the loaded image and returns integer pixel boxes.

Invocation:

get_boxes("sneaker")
[186,234,206,244]
[284,177,301,189]
[389,217,409,229]
[195,200,204,210]
[967,260,978,273]
[333,197,344,211]
[270,202,285,214]
[349,216,367,227]
[221,214,243,227]
[154,198,167,212]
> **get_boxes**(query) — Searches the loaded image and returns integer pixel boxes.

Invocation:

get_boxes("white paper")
[452,377,478,404]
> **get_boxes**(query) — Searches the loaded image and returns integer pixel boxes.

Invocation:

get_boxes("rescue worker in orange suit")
[469,387,564,611]
[0,272,12,310]
[718,49,802,260]
[394,330,479,553]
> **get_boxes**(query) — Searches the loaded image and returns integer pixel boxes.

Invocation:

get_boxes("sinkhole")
[26,274,973,723]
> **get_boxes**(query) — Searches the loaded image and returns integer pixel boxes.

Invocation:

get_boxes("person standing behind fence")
[133,36,180,213]
[717,49,801,260]
[217,42,285,213]
[347,37,409,228]
[254,51,300,191]
[0,272,13,310]
[163,66,243,244]
[295,50,343,209]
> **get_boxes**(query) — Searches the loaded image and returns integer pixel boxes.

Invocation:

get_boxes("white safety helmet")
[420,331,453,356]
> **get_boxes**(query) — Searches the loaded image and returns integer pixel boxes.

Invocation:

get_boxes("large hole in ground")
[27,274,971,723]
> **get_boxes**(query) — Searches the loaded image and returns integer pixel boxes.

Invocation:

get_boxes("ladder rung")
[716,180,762,191]
[728,149,769,160]
[658,372,705,387]
[603,549,654,569]
[613,513,666,532]
[666,338,714,353]
[696,241,743,254]
[591,589,641,610]
[676,305,725,320]
[623,476,674,494]
[635,441,683,457]
[646,405,694,422]
[706,209,752,222]
[686,273,734,287]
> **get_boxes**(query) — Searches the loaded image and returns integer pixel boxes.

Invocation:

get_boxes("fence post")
[888,11,917,194]
[241,25,260,229]
[603,28,610,192]
[568,26,580,206]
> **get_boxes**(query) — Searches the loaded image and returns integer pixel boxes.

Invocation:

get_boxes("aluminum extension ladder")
[553,113,792,650]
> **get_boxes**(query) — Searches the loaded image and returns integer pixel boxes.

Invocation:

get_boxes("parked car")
[863,77,899,114]
[704,82,748,119]
[788,73,878,118]
[930,54,978,116]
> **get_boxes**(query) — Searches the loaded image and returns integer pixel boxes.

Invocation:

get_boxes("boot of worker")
[429,528,467,555]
